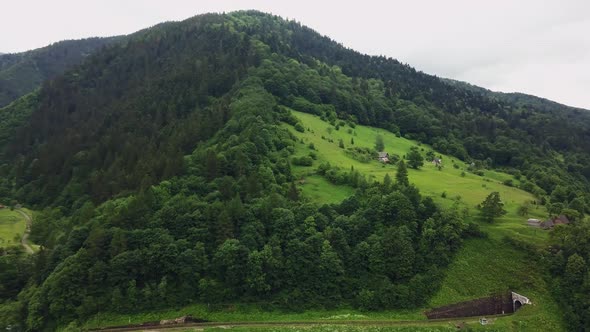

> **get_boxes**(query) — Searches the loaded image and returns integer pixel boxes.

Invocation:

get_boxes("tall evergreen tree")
[396,160,409,187]
[374,135,384,152]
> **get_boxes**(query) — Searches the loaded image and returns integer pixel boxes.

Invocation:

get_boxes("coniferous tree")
[375,135,385,152]
[396,160,409,187]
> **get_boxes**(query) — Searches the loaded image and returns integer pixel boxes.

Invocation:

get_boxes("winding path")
[16,209,33,254]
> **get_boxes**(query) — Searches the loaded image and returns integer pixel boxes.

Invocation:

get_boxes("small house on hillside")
[540,215,571,229]
[541,219,554,229]
[554,215,570,225]
[378,152,390,163]
[0,204,4,209]
[432,158,442,166]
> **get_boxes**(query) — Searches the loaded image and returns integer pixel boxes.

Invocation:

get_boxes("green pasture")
[0,208,26,248]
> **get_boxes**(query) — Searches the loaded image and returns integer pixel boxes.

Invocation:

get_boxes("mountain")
[0,10,589,331]
[0,37,119,107]
[443,78,588,114]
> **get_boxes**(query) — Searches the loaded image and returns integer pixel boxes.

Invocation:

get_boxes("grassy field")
[0,208,26,247]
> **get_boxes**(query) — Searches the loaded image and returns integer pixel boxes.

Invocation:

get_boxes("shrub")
[292,156,313,166]
[294,123,305,132]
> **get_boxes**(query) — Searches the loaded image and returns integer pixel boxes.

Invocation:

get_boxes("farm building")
[0,204,4,209]
[539,215,570,229]
[432,158,442,166]
[553,215,570,225]
[378,152,390,163]
[541,220,554,229]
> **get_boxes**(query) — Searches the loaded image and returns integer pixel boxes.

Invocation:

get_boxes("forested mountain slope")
[0,10,588,331]
[0,37,118,107]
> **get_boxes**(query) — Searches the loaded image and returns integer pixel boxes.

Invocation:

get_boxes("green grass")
[83,305,426,330]
[0,208,26,247]
[203,326,459,331]
[297,175,355,204]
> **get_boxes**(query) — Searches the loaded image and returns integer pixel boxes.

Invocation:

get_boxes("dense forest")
[0,10,589,330]
[0,37,118,107]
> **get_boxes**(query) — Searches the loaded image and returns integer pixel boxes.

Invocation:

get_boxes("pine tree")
[396,160,409,187]
[383,173,393,192]
[375,135,384,151]
[288,181,299,201]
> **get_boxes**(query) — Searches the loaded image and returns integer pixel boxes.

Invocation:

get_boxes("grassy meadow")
[0,208,26,247]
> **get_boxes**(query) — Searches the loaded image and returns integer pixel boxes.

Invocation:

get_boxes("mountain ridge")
[442,77,588,113]
[0,36,120,107]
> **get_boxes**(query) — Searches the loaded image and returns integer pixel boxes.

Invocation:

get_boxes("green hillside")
[285,110,563,331]
[288,110,545,230]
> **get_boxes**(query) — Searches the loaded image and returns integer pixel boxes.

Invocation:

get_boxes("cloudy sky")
[2,0,589,109]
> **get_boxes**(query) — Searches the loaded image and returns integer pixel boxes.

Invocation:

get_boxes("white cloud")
[1,0,588,108]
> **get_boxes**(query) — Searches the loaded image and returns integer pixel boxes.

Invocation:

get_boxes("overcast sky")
[2,0,589,109]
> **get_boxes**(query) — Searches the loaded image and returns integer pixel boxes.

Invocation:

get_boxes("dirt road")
[92,316,491,332]
[16,209,33,254]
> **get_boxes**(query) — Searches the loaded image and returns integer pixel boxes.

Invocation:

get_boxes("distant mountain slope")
[0,37,119,107]
[0,10,588,207]
[443,78,588,114]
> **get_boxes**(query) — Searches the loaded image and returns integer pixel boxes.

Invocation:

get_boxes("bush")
[464,223,487,238]
[294,123,305,132]
[317,162,331,175]
[344,147,374,163]
[292,156,313,166]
